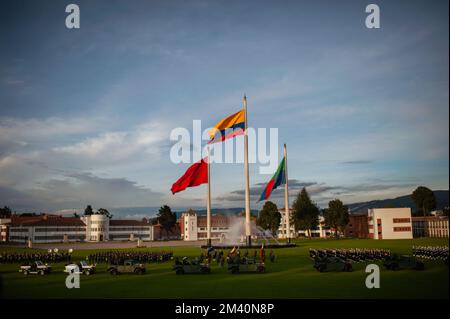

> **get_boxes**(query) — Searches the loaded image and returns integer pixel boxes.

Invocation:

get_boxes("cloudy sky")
[0,0,448,214]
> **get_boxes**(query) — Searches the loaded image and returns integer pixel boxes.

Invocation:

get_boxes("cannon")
[107,259,146,275]
[383,254,424,271]
[64,260,96,275]
[313,256,353,272]
[19,261,52,275]
[173,257,211,274]
[227,257,265,274]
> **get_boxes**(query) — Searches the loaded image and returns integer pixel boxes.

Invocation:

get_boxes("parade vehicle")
[19,261,52,275]
[313,256,353,272]
[383,254,425,271]
[107,259,146,275]
[227,258,265,274]
[173,257,211,274]
[64,260,96,275]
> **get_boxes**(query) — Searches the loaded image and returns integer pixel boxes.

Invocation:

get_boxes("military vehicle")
[383,254,425,271]
[313,256,353,272]
[107,259,146,275]
[173,257,211,274]
[64,260,96,275]
[227,257,265,274]
[19,261,52,275]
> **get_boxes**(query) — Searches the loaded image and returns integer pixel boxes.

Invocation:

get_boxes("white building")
[0,218,12,242]
[412,216,449,238]
[368,208,413,240]
[8,215,86,243]
[277,210,331,238]
[180,210,258,242]
[2,214,153,243]
[81,214,153,241]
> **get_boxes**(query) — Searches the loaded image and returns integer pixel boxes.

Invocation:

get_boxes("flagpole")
[243,95,251,246]
[206,146,212,247]
[283,143,291,243]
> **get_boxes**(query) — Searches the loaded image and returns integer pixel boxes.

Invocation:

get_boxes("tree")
[292,188,319,238]
[0,206,12,218]
[157,205,177,236]
[323,199,349,237]
[84,205,94,216]
[257,201,282,235]
[98,208,113,219]
[442,207,449,217]
[412,186,436,216]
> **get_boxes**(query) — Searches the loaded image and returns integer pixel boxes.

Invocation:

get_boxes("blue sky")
[0,0,448,214]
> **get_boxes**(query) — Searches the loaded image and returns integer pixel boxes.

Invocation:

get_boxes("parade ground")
[0,238,448,299]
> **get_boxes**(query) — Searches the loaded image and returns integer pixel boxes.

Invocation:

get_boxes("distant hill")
[347,190,449,214]
[107,206,258,219]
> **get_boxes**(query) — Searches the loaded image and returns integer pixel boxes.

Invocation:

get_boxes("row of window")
[35,227,86,232]
[34,235,85,240]
[109,227,151,232]
[393,227,411,232]
[9,228,29,233]
[393,218,411,223]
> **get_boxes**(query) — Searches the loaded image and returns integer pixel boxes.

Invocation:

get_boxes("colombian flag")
[208,109,245,144]
[258,157,286,202]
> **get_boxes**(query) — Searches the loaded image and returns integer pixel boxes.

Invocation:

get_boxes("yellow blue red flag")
[208,109,245,144]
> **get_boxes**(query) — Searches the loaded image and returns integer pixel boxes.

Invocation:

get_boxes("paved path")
[32,240,214,250]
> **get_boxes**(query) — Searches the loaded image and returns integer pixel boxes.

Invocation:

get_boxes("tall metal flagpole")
[206,146,212,247]
[283,144,291,243]
[243,95,251,246]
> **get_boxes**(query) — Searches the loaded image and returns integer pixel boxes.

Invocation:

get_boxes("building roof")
[109,219,150,226]
[10,215,86,227]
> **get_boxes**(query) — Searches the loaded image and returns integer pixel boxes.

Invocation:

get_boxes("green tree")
[292,188,319,238]
[257,201,282,235]
[324,199,349,238]
[0,206,12,218]
[84,205,94,216]
[98,208,113,219]
[442,207,449,217]
[412,186,436,216]
[157,205,177,236]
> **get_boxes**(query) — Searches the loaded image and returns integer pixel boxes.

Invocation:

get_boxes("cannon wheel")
[110,269,118,275]
[85,270,91,275]
[23,270,28,276]
[175,268,184,275]
[415,262,425,271]
[40,270,45,276]
[134,268,144,275]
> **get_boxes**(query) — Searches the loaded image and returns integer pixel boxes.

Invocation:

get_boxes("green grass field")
[0,238,448,299]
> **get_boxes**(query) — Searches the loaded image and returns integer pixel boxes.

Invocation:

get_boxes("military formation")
[87,251,173,264]
[413,246,449,263]
[309,248,391,263]
[0,251,72,264]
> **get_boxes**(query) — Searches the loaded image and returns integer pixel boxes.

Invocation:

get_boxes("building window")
[393,218,411,223]
[393,227,411,232]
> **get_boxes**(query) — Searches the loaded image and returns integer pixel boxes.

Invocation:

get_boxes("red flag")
[171,158,208,194]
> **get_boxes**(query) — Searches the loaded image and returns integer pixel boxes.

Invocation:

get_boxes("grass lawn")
[0,237,448,299]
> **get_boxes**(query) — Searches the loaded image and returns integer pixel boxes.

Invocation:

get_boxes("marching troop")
[87,251,173,264]
[0,251,72,264]
[309,248,391,263]
[413,246,449,263]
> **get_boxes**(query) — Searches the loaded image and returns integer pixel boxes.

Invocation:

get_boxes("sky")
[0,0,448,214]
